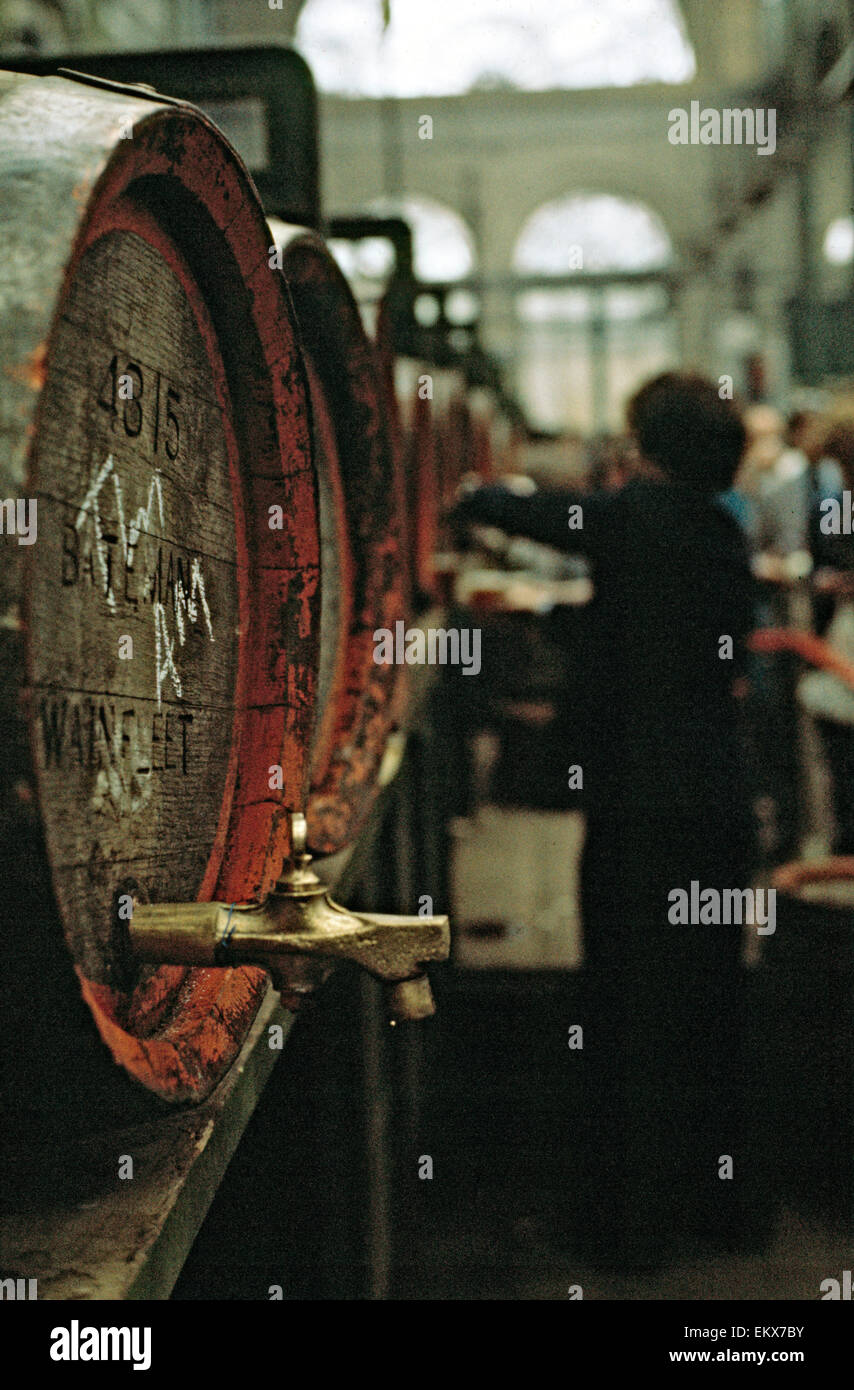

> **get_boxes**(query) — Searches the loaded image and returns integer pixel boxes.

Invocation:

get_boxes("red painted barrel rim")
[375,303,439,605]
[408,390,440,601]
[302,356,354,790]
[281,232,408,857]
[473,412,495,482]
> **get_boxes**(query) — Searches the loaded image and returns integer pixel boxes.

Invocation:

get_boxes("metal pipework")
[127,813,450,1022]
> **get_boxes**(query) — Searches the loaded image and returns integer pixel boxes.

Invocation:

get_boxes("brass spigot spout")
[127,813,450,1021]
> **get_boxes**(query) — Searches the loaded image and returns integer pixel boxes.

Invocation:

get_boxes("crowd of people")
[556,393,854,861]
[453,372,853,1269]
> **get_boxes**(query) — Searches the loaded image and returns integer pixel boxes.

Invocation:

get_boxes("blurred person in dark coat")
[455,372,765,1268]
[800,421,854,853]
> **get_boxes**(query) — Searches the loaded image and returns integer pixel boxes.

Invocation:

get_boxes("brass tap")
[127,813,450,1021]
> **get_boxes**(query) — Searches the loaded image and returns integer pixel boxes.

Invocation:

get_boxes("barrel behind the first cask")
[271,223,409,858]
[0,71,320,1151]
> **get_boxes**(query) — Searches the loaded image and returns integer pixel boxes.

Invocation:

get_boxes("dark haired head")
[626,372,746,494]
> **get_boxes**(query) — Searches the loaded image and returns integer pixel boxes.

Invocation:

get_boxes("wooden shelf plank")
[2,992,292,1301]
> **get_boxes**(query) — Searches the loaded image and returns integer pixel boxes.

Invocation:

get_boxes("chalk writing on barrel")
[73,453,215,705]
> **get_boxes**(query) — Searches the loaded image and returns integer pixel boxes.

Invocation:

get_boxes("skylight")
[296,0,695,99]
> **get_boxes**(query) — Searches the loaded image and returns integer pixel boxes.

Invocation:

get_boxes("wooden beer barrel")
[468,387,497,483]
[0,72,320,1120]
[303,354,351,798]
[432,368,471,506]
[272,224,408,857]
[373,295,435,606]
[394,357,439,607]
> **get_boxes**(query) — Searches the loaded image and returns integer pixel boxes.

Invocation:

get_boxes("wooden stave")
[0,73,320,1119]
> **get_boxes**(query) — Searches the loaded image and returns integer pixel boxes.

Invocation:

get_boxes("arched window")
[514,192,673,277]
[296,0,695,98]
[511,193,676,433]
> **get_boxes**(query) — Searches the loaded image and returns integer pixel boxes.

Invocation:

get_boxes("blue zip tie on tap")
[220,904,238,950]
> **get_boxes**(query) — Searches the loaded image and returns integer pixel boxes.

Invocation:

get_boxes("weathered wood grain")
[30,227,240,986]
